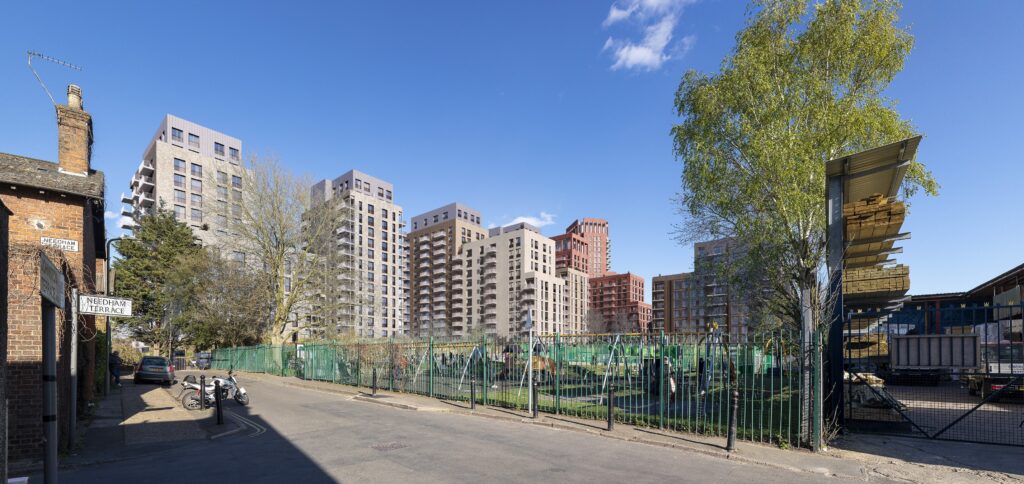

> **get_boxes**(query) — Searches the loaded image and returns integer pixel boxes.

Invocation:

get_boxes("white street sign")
[41,237,79,252]
[78,295,133,317]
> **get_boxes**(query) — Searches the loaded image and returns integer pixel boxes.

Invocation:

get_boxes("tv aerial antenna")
[27,50,83,106]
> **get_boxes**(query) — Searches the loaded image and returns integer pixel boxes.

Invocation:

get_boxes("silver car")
[134,356,176,385]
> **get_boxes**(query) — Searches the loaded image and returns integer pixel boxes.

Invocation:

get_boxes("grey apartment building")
[121,115,244,248]
[651,237,752,335]
[310,170,408,337]
[407,203,487,337]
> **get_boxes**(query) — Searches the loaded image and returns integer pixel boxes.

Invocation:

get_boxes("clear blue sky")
[1,1,1021,299]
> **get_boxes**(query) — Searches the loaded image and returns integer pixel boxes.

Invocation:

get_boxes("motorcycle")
[179,370,249,410]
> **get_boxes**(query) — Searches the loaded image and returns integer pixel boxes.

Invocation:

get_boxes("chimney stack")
[56,84,92,175]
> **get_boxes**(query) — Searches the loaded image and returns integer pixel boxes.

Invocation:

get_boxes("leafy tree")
[672,0,938,336]
[113,207,204,354]
[181,253,273,349]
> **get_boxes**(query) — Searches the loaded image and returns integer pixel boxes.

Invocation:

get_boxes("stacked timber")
[843,265,910,297]
[844,193,906,241]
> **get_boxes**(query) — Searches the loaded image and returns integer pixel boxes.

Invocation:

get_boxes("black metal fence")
[844,304,1024,446]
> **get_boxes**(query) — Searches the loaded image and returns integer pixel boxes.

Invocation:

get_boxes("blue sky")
[1,1,1021,299]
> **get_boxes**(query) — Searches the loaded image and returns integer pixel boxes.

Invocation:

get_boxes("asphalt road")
[58,376,859,483]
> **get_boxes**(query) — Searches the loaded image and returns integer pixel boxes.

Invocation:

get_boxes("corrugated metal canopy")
[826,135,920,202]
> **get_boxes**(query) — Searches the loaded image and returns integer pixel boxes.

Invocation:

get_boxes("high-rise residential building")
[121,115,245,247]
[650,237,753,335]
[553,232,590,334]
[652,272,697,332]
[456,223,565,336]
[694,237,750,335]
[565,218,611,278]
[407,203,487,337]
[310,170,407,338]
[589,272,652,332]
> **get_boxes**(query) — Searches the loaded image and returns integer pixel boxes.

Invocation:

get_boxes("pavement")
[17,370,1023,483]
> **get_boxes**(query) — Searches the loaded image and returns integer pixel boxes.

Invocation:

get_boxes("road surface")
[58,375,862,483]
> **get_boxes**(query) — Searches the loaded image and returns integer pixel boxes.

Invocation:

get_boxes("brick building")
[553,232,590,334]
[589,272,651,332]
[0,85,106,462]
[564,218,611,278]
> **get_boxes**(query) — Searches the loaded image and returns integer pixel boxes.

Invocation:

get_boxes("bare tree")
[210,155,356,344]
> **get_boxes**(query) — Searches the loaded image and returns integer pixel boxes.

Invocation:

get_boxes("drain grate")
[371,441,408,452]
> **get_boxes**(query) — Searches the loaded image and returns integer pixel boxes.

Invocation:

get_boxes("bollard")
[726,387,739,452]
[470,377,476,410]
[200,375,207,410]
[607,384,614,431]
[372,367,378,397]
[214,380,224,425]
[532,381,538,419]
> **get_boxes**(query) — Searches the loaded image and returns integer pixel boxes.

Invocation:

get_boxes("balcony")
[121,206,134,217]
[522,283,535,293]
[417,261,431,270]
[137,175,155,191]
[138,191,155,207]
[120,192,135,204]
[432,230,446,240]
[432,247,447,258]
[139,160,154,176]
[431,257,446,268]
[417,237,432,248]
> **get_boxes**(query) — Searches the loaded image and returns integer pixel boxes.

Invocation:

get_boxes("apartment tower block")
[121,115,244,248]
[311,170,408,337]
[407,203,487,337]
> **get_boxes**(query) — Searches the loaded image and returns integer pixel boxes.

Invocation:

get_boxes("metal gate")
[843,304,1024,446]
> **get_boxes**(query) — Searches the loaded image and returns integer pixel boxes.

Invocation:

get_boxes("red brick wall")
[2,187,98,462]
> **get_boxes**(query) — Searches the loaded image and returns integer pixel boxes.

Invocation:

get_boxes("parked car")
[134,356,176,385]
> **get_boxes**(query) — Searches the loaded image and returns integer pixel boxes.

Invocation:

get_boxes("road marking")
[227,411,267,437]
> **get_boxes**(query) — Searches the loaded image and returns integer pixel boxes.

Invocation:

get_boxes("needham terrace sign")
[78,295,133,317]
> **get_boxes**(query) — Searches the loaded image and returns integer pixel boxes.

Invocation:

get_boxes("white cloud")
[602,0,698,71]
[117,215,133,228]
[506,211,556,228]
[104,210,118,220]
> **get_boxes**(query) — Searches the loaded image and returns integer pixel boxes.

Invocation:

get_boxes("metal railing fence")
[213,328,805,447]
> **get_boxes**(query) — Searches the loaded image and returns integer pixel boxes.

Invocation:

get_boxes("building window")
[191,163,202,176]
[386,190,392,200]
[174,174,186,188]
[217,186,228,200]
[214,142,225,156]
[231,175,242,189]
[229,147,240,161]
[367,204,375,214]
[174,158,186,172]
[217,171,228,184]
[174,205,185,220]
[171,128,184,142]
[188,133,200,149]
[232,251,245,263]
[378,187,384,198]
[191,193,203,208]
[174,189,186,204]
[191,178,203,192]
[232,190,242,202]
[368,216,375,226]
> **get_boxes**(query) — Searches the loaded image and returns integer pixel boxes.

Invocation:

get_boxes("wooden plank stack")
[844,193,906,241]
[843,265,910,296]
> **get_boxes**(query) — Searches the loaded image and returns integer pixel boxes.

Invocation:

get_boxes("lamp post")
[103,237,124,397]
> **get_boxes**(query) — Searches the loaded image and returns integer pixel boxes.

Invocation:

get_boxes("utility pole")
[104,237,124,397]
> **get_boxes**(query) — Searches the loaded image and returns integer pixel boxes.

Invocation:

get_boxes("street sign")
[40,252,64,308]
[41,236,79,252]
[78,294,132,317]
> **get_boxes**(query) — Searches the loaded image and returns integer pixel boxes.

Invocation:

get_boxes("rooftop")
[0,152,104,199]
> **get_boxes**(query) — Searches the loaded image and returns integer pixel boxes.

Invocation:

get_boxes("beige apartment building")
[652,272,696,332]
[457,223,565,337]
[121,115,245,249]
[310,170,408,338]
[407,203,487,337]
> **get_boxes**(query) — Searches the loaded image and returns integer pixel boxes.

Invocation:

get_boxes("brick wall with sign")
[0,84,104,464]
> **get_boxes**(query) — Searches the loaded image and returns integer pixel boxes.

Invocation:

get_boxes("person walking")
[109,350,123,387]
